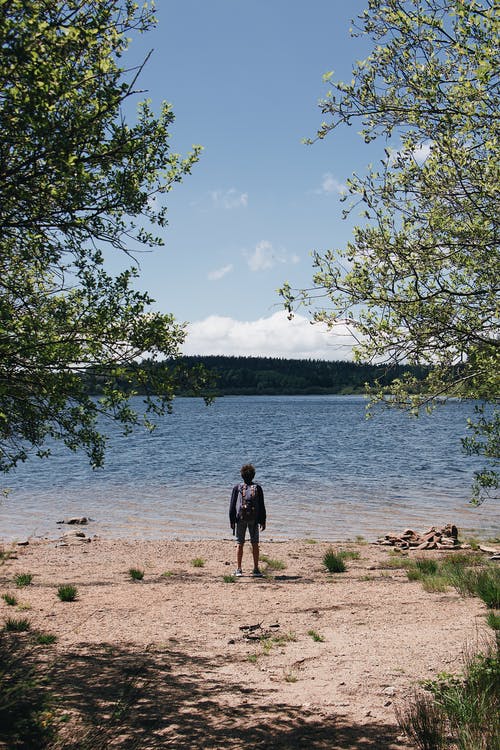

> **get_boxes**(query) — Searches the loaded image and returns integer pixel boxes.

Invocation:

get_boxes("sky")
[120,0,376,360]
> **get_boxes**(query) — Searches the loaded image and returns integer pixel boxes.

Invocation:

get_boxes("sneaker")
[252,568,263,577]
[234,568,243,577]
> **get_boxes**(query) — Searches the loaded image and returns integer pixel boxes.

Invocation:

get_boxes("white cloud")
[207,263,233,281]
[210,188,248,209]
[245,240,300,272]
[412,142,432,165]
[318,172,347,195]
[183,311,357,360]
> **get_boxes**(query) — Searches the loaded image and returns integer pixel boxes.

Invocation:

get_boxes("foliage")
[2,593,17,606]
[405,553,499,607]
[420,650,500,750]
[322,548,346,573]
[56,584,77,602]
[0,0,206,472]
[222,575,236,583]
[153,355,429,396]
[191,558,205,568]
[395,688,447,750]
[280,0,499,502]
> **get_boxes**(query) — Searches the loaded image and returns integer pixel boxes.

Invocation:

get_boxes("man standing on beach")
[229,464,266,577]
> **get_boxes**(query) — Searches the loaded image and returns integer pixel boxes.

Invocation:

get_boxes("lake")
[0,396,497,542]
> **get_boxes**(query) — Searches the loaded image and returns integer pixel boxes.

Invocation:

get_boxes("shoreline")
[1,535,494,749]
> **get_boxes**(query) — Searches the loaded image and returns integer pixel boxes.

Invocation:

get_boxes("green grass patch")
[4,617,31,632]
[57,584,77,602]
[421,575,449,594]
[323,548,346,573]
[486,611,500,631]
[128,567,144,581]
[223,575,236,583]
[307,629,325,642]
[14,573,33,588]
[304,538,317,544]
[339,549,360,561]
[2,593,17,606]
[247,653,258,663]
[260,555,286,571]
[161,570,173,578]
[191,558,205,568]
[36,632,57,645]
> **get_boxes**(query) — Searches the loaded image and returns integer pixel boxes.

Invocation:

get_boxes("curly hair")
[240,463,256,483]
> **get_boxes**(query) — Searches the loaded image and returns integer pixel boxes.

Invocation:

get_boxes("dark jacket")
[229,482,266,527]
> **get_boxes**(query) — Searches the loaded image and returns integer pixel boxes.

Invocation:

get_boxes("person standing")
[229,463,266,577]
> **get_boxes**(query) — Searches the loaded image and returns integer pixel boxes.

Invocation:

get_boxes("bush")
[57,584,77,602]
[323,549,346,573]
[191,558,205,568]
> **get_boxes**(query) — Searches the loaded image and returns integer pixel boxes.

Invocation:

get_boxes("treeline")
[83,355,429,396]
[176,356,428,395]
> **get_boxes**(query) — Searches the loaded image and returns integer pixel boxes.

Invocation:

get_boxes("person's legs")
[251,542,260,570]
[235,520,246,573]
[248,522,262,574]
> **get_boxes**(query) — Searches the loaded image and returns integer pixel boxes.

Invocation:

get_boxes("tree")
[280,0,499,501]
[0,1,206,471]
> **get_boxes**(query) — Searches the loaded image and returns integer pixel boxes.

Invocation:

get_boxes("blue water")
[0,396,497,541]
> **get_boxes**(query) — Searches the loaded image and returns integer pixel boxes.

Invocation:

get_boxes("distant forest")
[175,356,429,396]
[84,355,429,396]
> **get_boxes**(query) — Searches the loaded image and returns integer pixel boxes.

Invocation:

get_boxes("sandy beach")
[0,535,493,749]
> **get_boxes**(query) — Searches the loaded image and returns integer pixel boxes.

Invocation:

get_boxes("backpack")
[237,483,257,522]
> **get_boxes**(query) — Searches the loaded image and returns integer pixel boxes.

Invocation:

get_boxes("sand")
[0,534,493,749]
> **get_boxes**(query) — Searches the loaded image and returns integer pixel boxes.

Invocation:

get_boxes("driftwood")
[377,524,464,551]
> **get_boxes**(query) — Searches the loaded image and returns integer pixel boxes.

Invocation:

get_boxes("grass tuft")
[191,558,205,568]
[36,632,57,645]
[323,548,346,573]
[2,593,17,606]
[307,629,325,642]
[128,568,144,581]
[339,549,360,561]
[223,575,236,583]
[4,617,31,632]
[260,555,286,571]
[396,688,447,749]
[14,573,33,588]
[57,584,77,602]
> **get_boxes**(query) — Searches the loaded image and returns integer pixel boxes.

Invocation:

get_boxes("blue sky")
[122,0,375,360]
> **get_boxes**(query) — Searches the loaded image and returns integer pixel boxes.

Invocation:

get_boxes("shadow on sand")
[49,642,408,749]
